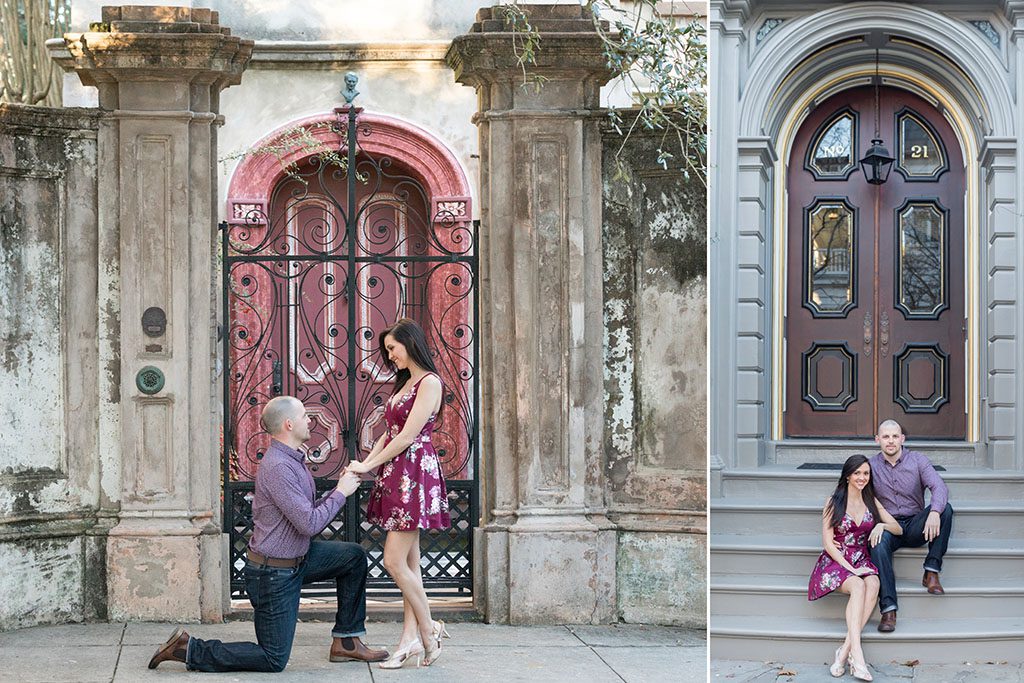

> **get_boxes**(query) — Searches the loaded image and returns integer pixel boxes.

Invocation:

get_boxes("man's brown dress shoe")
[877,611,897,632]
[148,626,189,669]
[922,570,945,594]
[329,636,389,662]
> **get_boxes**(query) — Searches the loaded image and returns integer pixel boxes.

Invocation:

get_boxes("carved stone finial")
[341,71,360,104]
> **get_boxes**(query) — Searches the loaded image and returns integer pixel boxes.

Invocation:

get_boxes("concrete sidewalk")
[713,659,1024,682]
[0,620,705,682]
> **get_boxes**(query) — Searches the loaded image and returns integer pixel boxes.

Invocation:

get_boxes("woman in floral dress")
[347,318,451,668]
[808,454,902,681]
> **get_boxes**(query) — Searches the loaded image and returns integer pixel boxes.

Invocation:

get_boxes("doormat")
[798,462,946,471]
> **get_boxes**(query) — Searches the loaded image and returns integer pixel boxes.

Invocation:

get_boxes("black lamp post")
[859,49,893,185]
[860,138,894,185]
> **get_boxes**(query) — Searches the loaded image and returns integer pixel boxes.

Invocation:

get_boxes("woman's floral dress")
[365,372,451,531]
[808,509,879,600]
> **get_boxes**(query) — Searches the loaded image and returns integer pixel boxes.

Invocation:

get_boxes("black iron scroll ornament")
[221,75,479,599]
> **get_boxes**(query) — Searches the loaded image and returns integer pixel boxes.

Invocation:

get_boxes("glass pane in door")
[806,200,855,315]
[898,112,945,178]
[809,112,855,176]
[897,202,946,317]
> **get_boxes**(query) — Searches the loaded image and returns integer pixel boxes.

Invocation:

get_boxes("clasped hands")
[334,459,373,497]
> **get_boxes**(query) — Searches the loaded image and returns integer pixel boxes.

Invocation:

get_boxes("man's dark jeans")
[186,540,369,672]
[869,503,954,614]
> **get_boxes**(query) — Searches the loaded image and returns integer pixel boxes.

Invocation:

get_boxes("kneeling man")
[149,396,388,671]
[868,419,954,633]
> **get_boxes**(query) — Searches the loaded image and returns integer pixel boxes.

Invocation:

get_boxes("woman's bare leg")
[397,535,425,646]
[383,530,433,647]
[860,575,880,630]
[838,576,868,668]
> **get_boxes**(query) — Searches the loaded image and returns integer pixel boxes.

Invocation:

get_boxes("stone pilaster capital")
[1005,1,1024,27]
[446,4,613,89]
[47,6,253,94]
[979,136,1018,170]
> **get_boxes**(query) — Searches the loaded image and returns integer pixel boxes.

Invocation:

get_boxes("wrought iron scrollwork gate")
[221,89,478,599]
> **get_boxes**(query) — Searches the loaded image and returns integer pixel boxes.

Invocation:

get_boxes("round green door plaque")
[136,366,165,395]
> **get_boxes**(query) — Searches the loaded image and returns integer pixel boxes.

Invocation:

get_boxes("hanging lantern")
[859,48,894,185]
[859,138,894,185]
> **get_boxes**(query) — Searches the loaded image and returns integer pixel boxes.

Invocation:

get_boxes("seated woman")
[808,455,902,681]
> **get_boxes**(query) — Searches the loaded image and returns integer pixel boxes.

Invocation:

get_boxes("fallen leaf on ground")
[899,659,920,667]
[777,669,797,676]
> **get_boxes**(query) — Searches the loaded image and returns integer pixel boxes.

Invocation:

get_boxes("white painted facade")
[710,0,1024,474]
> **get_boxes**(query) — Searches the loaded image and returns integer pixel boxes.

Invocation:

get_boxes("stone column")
[447,5,616,624]
[49,6,252,621]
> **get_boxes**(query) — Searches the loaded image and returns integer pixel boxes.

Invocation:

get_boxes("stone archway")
[221,110,479,599]
[227,111,472,229]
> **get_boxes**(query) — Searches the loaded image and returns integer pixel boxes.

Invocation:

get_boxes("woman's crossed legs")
[837,574,880,676]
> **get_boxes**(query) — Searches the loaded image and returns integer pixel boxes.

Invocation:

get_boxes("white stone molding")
[738,4,1014,140]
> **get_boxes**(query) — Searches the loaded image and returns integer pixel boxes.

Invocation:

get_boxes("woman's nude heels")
[421,621,449,667]
[422,639,442,667]
[431,620,451,645]
[829,646,847,677]
[378,639,424,669]
[850,656,873,681]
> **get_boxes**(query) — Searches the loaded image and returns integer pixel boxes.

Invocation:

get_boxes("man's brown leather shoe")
[148,626,189,669]
[923,570,945,594]
[329,636,389,663]
[877,611,897,633]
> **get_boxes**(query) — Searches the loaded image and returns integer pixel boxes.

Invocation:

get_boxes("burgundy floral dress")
[365,373,451,531]
[808,509,879,600]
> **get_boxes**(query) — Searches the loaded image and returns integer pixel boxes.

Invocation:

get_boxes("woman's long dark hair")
[825,454,880,529]
[378,318,443,415]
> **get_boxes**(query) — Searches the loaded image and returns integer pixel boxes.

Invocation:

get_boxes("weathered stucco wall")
[603,117,706,626]
[0,104,105,631]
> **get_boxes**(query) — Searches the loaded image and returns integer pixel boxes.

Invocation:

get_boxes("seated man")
[148,396,388,671]
[868,419,954,633]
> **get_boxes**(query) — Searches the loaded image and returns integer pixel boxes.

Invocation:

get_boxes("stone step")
[710,615,1024,663]
[712,574,1024,619]
[718,465,1024,500]
[766,440,983,467]
[710,501,1024,538]
[711,534,1024,580]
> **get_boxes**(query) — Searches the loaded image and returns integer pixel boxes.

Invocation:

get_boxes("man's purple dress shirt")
[868,448,949,518]
[249,439,346,559]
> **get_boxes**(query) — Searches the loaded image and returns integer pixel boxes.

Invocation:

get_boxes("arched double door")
[785,86,966,439]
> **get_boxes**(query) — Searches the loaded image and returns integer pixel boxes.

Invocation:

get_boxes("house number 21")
[910,145,930,158]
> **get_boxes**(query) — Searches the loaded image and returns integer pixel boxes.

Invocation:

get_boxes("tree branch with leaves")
[500,0,706,185]
[0,0,69,107]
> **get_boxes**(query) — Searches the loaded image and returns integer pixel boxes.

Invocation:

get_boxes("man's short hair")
[261,396,301,434]
[877,419,904,435]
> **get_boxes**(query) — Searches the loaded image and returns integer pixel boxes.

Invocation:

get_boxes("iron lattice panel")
[227,481,474,600]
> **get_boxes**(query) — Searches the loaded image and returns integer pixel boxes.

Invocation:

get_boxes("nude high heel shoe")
[829,646,847,677]
[431,619,451,645]
[422,638,442,667]
[378,639,424,669]
[850,656,873,681]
